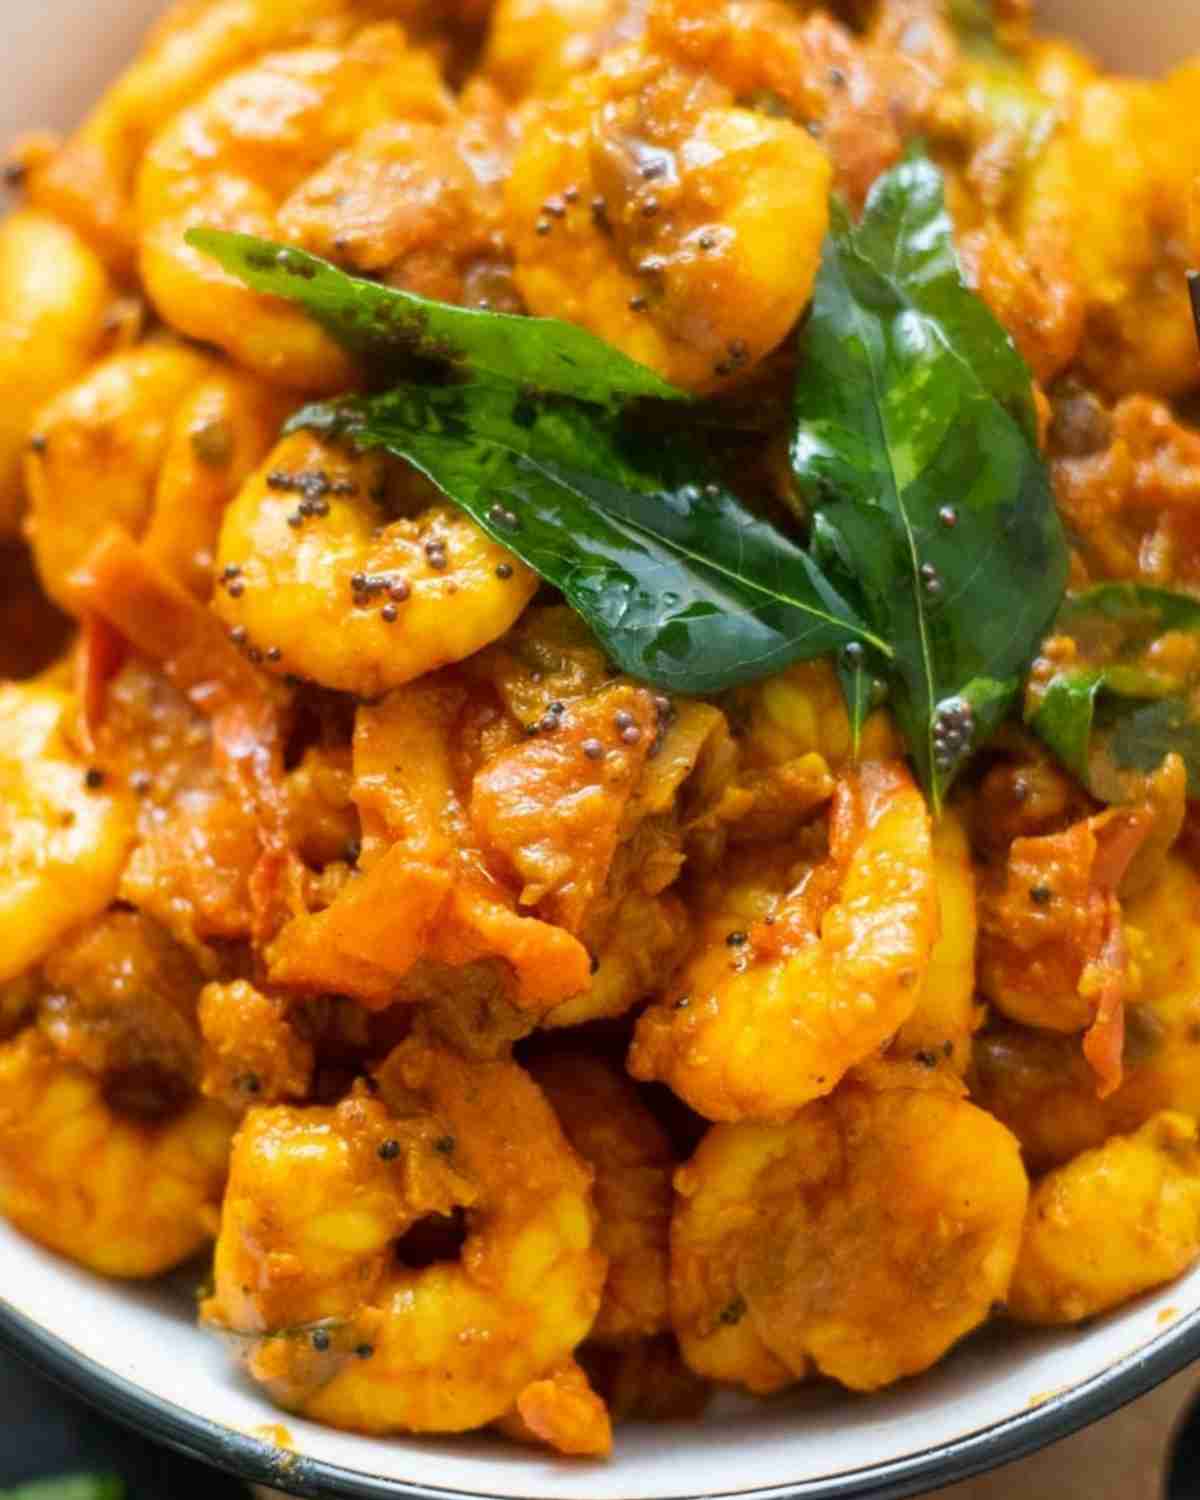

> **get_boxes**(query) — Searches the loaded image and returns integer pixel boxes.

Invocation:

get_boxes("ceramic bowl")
[1,3,1198,1497]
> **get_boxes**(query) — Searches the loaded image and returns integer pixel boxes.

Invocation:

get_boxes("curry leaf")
[1109,699,1200,787]
[186,229,686,406]
[1029,583,1200,798]
[789,147,1069,808]
[5,1479,123,1500]
[290,383,886,696]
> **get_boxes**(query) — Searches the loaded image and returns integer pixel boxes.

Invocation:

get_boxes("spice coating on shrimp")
[0,682,137,985]
[136,26,452,391]
[206,1033,607,1444]
[531,1053,675,1345]
[630,761,937,1121]
[0,212,116,536]
[0,1030,233,1278]
[673,1086,1029,1393]
[214,432,537,698]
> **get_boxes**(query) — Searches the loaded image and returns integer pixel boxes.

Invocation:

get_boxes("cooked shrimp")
[21,0,462,274]
[673,1086,1029,1393]
[0,1029,233,1277]
[889,810,981,1077]
[505,2,832,391]
[1008,1112,1200,1325]
[213,431,537,697]
[137,26,451,392]
[0,681,137,986]
[973,852,1200,1170]
[1013,70,1200,399]
[726,658,901,846]
[531,1053,674,1345]
[205,1033,606,1443]
[483,0,641,99]
[25,344,289,612]
[0,213,116,536]
[630,761,937,1122]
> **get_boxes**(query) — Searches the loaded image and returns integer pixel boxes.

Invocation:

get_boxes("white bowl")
[1,4,1198,1497]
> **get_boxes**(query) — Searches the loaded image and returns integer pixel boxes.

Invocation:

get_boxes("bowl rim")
[0,1293,1197,1500]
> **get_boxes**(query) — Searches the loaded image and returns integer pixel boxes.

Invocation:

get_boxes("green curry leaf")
[289,383,885,695]
[789,147,1068,808]
[1029,583,1200,798]
[186,229,686,406]
[4,1479,124,1500]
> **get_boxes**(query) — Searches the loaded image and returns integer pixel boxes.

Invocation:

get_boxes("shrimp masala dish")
[7,0,1200,1460]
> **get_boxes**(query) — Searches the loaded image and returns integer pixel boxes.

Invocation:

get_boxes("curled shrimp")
[531,1052,675,1346]
[1008,1112,1200,1326]
[672,1085,1029,1393]
[136,25,451,391]
[630,760,937,1122]
[213,431,537,698]
[20,0,456,273]
[25,344,289,611]
[505,1,831,391]
[0,681,137,985]
[204,1032,607,1444]
[0,212,116,536]
[0,1029,233,1278]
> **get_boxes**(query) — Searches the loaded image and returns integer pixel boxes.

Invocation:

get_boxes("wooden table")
[940,1369,1197,1499]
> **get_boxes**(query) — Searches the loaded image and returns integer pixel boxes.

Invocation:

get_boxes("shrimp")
[1008,1112,1200,1325]
[888,810,981,1077]
[204,1032,607,1444]
[213,431,537,698]
[505,0,832,391]
[1012,69,1200,399]
[973,852,1200,1171]
[530,1053,674,1345]
[0,213,117,536]
[629,761,937,1122]
[725,658,902,846]
[0,1029,233,1278]
[672,1086,1029,1393]
[20,0,460,275]
[0,681,137,986]
[483,0,643,100]
[24,344,289,612]
[136,26,452,392]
